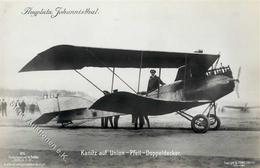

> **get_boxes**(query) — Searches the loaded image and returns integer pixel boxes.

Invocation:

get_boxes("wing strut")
[56,95,61,112]
[137,52,143,93]
[157,68,161,98]
[107,66,137,93]
[111,67,115,92]
[87,49,137,94]
[74,69,104,94]
[184,55,187,89]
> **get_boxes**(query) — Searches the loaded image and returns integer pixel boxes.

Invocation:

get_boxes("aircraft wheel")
[209,114,221,130]
[191,114,209,133]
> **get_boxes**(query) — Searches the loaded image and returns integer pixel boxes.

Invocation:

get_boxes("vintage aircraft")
[20,45,239,133]
[220,103,260,113]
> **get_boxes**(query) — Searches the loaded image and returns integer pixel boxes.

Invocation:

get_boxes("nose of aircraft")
[227,78,240,98]
[211,76,236,100]
[217,76,235,86]
[224,77,236,93]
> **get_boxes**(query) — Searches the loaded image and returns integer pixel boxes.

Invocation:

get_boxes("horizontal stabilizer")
[33,112,59,124]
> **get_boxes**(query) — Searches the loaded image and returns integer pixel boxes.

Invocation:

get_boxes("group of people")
[12,100,26,116]
[132,114,150,129]
[100,90,121,128]
[0,99,7,117]
[101,115,120,128]
[0,99,28,117]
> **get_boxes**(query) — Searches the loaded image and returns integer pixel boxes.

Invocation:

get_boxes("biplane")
[20,45,239,133]
[221,103,260,113]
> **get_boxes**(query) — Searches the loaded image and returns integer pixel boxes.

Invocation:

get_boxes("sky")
[0,0,259,103]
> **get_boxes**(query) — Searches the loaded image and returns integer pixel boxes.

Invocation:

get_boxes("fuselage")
[147,66,235,102]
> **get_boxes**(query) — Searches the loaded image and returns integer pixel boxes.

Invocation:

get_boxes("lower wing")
[90,91,209,116]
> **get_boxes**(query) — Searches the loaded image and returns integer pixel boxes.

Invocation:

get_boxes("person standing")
[15,100,20,116]
[132,113,138,129]
[2,99,7,117]
[0,99,2,117]
[113,115,120,128]
[101,90,114,128]
[147,69,165,93]
[29,103,36,114]
[138,114,145,129]
[19,100,26,116]
[144,115,150,128]
[104,116,114,128]
[101,117,105,128]
[144,69,165,128]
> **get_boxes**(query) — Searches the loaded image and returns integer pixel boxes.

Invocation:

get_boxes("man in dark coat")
[147,69,165,93]
[145,69,165,128]
[2,99,7,117]
[19,100,26,116]
[0,99,2,117]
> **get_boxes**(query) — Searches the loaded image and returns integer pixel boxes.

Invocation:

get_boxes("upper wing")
[20,45,219,73]
[90,92,208,116]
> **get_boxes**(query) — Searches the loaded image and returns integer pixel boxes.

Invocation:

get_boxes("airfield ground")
[0,108,259,168]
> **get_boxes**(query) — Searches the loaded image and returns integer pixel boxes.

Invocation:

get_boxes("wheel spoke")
[191,114,209,133]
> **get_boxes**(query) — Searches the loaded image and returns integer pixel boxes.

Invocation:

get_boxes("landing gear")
[204,102,221,130]
[176,101,221,133]
[208,114,221,130]
[177,111,209,133]
[191,114,209,133]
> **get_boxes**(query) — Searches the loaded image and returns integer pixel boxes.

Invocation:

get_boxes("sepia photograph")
[0,0,259,167]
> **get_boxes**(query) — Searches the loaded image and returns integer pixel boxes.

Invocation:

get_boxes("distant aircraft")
[221,103,260,113]
[20,45,240,133]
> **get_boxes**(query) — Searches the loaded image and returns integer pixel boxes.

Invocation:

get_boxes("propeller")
[234,66,241,98]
